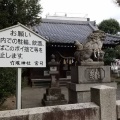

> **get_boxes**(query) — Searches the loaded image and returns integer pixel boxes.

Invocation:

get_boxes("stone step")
[31,78,71,87]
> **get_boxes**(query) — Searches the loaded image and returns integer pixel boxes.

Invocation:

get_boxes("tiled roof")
[33,18,120,45]
[104,34,120,45]
[33,19,98,44]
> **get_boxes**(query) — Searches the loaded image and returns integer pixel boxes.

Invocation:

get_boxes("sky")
[40,0,120,24]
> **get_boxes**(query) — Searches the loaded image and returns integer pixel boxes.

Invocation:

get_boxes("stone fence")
[0,85,120,120]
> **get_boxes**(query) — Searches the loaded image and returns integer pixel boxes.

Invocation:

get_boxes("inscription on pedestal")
[71,66,111,83]
[85,68,105,82]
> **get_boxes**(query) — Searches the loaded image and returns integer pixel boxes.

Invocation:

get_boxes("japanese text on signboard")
[0,28,46,67]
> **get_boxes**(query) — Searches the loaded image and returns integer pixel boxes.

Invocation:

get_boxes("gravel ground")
[21,86,68,109]
[1,83,120,110]
[22,84,120,109]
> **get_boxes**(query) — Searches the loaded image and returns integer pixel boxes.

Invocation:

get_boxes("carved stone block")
[71,66,111,83]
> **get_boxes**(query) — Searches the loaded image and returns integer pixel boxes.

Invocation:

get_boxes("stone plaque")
[85,68,105,82]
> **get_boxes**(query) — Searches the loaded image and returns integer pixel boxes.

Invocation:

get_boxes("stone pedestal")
[42,87,67,106]
[68,65,117,103]
[68,82,117,103]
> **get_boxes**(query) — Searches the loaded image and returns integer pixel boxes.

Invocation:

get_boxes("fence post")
[91,85,116,120]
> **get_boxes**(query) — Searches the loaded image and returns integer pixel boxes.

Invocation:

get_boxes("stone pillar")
[91,85,116,120]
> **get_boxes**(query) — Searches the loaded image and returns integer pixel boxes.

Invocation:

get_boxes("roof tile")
[33,19,120,45]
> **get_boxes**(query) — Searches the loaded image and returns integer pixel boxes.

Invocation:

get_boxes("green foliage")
[115,45,120,58]
[98,18,120,35]
[0,0,42,105]
[0,0,42,29]
[116,0,120,5]
[104,45,120,65]
[104,48,116,65]
[0,68,16,105]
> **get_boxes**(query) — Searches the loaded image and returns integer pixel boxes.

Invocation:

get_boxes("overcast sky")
[40,0,120,24]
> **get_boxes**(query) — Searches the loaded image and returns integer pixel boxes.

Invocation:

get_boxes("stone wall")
[0,103,99,120]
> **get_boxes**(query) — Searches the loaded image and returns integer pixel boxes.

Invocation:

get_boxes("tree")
[104,48,116,65]
[115,45,120,58]
[98,19,120,35]
[0,0,42,105]
[116,0,120,5]
[104,45,120,65]
[0,0,42,29]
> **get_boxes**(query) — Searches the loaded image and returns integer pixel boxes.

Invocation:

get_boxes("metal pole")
[16,68,22,109]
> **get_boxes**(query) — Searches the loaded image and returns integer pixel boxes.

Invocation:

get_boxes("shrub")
[104,48,116,65]
[0,68,16,105]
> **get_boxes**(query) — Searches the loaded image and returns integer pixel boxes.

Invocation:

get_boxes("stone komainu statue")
[74,30,106,64]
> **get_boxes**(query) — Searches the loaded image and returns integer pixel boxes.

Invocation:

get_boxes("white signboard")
[0,23,47,67]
